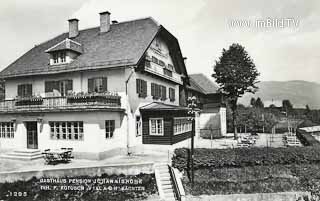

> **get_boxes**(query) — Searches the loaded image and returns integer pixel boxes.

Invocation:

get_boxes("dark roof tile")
[0,18,160,78]
[188,73,219,94]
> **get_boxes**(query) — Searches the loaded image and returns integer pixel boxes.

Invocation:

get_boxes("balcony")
[144,62,182,84]
[0,93,123,114]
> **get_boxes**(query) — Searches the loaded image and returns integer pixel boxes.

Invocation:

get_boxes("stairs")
[1,149,43,160]
[155,163,178,201]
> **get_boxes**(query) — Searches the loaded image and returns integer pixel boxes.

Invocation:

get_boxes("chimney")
[100,11,111,33]
[68,18,79,38]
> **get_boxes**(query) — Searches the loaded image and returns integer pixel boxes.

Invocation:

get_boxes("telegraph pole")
[187,96,197,188]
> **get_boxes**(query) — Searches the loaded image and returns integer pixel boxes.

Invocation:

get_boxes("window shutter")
[88,78,94,93]
[66,80,73,94]
[156,84,161,99]
[17,85,23,97]
[136,79,141,94]
[169,88,175,101]
[102,77,108,92]
[151,83,155,98]
[26,84,32,97]
[142,80,147,97]
[161,86,166,100]
[154,84,158,98]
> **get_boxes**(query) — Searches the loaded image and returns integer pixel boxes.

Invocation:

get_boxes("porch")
[140,102,194,145]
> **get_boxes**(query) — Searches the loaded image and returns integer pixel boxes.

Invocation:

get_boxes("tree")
[213,43,260,139]
[282,99,293,116]
[255,97,264,109]
[250,97,256,107]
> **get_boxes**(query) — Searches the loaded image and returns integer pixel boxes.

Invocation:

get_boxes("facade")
[187,74,227,138]
[0,12,225,159]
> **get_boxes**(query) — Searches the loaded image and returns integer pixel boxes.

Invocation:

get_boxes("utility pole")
[187,96,197,188]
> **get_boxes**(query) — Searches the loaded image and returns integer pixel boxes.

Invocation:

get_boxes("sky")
[0,0,320,83]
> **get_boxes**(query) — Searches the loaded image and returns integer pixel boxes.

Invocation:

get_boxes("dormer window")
[45,38,83,65]
[53,52,66,64]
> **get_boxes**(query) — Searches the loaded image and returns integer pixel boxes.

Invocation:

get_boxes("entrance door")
[26,122,38,149]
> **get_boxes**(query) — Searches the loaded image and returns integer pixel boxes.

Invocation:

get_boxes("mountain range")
[239,80,320,109]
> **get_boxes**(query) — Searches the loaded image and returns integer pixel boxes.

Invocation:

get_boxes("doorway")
[26,122,38,149]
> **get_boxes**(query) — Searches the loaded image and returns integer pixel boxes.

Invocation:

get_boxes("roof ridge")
[75,16,159,34]
[36,17,157,48]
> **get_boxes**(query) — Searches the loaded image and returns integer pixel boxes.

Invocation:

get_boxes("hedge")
[172,147,320,171]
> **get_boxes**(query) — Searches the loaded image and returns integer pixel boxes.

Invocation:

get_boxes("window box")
[15,96,43,106]
[66,92,120,105]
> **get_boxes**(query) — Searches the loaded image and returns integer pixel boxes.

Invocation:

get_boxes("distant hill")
[239,80,320,109]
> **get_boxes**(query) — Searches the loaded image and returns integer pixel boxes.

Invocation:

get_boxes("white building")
[0,12,225,159]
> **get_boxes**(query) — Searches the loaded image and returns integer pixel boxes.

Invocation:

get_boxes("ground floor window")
[0,122,14,138]
[105,120,115,139]
[149,118,164,136]
[49,121,83,140]
[174,117,192,135]
[136,116,142,137]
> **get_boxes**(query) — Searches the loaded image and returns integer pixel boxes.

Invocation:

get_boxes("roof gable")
[0,18,160,78]
[45,38,83,54]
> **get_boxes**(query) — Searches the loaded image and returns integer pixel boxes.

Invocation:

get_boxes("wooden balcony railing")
[144,61,182,84]
[0,93,122,113]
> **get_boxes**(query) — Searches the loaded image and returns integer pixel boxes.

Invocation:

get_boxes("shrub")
[172,147,320,171]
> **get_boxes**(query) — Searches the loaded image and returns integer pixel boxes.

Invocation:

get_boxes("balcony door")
[26,122,38,149]
[45,80,73,97]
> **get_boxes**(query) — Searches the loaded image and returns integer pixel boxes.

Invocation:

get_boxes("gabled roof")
[140,102,188,111]
[1,17,182,79]
[45,38,83,54]
[188,73,219,94]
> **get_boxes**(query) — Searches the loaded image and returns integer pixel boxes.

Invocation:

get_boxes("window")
[105,120,115,139]
[158,60,165,67]
[52,51,67,64]
[0,122,14,138]
[167,64,174,71]
[169,88,175,102]
[60,52,66,63]
[136,116,142,137]
[174,117,192,135]
[152,56,158,64]
[45,80,73,96]
[88,77,108,93]
[17,84,32,98]
[136,79,147,98]
[149,118,163,136]
[151,83,166,100]
[49,121,83,140]
[53,53,59,64]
